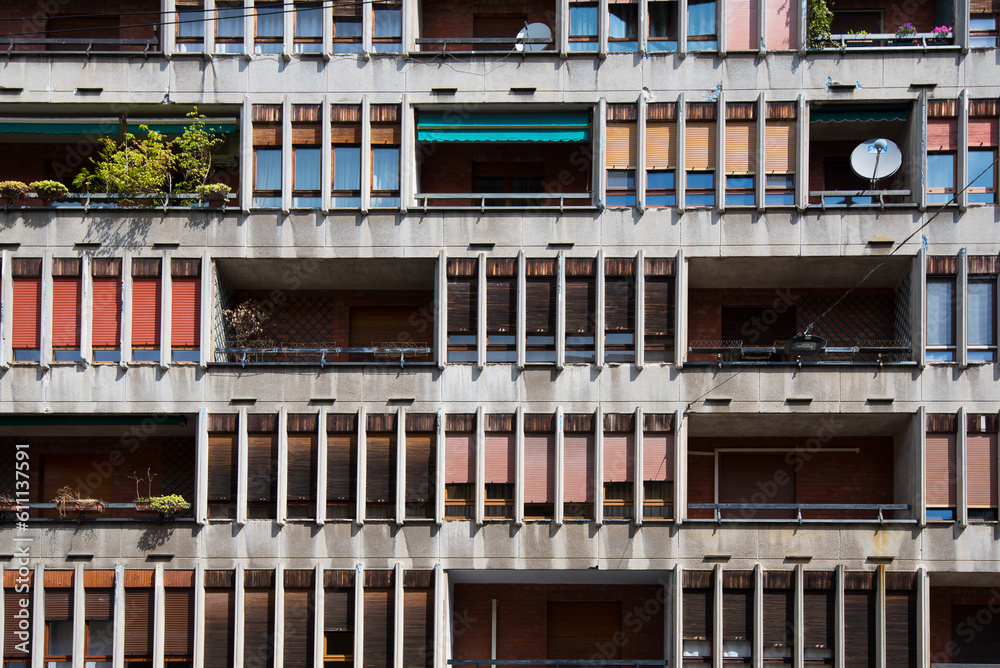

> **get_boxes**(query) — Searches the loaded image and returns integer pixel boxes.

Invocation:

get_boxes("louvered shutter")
[725,122,756,175]
[447,277,476,333]
[366,433,396,504]
[484,432,515,484]
[968,434,998,507]
[524,433,555,503]
[926,433,956,507]
[364,589,393,668]
[248,431,278,502]
[85,589,113,620]
[406,431,435,503]
[204,588,236,668]
[244,588,276,668]
[646,123,677,169]
[526,277,556,334]
[928,119,958,151]
[45,589,72,620]
[762,573,794,649]
[645,276,674,337]
[209,429,238,502]
[605,276,635,331]
[971,0,1000,11]
[325,584,354,633]
[726,0,758,50]
[164,589,194,656]
[643,433,674,482]
[565,273,595,333]
[327,432,358,502]
[445,432,474,484]
[52,276,81,348]
[686,122,717,171]
[4,590,32,657]
[487,277,516,332]
[286,432,317,502]
[12,276,41,350]
[92,276,122,348]
[844,574,876,668]
[803,587,834,650]
[723,580,753,641]
[564,433,594,503]
[683,584,713,641]
[284,589,314,668]
[403,588,434,668]
[131,277,162,348]
[607,123,637,169]
[171,277,201,347]
[885,589,917,668]
[124,589,154,656]
[603,433,634,482]
[292,123,322,145]
[765,122,796,174]
[970,118,999,147]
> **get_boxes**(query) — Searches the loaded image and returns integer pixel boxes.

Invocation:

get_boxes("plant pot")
[134,501,155,512]
[59,501,106,515]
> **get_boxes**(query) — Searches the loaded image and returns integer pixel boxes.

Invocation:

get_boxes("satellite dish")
[516,22,551,52]
[849,138,903,182]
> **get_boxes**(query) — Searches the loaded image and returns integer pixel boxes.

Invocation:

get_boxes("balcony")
[686,413,919,524]
[416,0,556,53]
[812,0,956,50]
[212,258,436,366]
[686,256,916,366]
[0,0,160,54]
[415,109,594,210]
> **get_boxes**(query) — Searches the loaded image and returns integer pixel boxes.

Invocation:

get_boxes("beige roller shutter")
[725,122,756,175]
[646,123,676,169]
[607,123,637,169]
[685,122,717,171]
[765,121,796,174]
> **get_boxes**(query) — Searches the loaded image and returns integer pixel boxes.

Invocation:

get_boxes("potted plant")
[0,494,18,512]
[844,29,872,47]
[195,182,232,207]
[807,0,834,48]
[930,25,953,44]
[134,494,191,518]
[892,22,918,46]
[52,486,106,518]
[0,180,29,206]
[29,180,69,205]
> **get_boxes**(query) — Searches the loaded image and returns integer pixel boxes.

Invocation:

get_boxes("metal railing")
[415,36,554,53]
[822,31,953,50]
[0,38,159,55]
[5,192,237,211]
[449,662,668,667]
[687,503,913,524]
[415,192,593,212]
[687,339,911,365]
[214,344,433,368]
[809,189,912,209]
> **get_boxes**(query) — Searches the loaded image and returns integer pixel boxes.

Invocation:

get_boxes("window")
[92,258,122,364]
[486,259,517,363]
[484,415,516,519]
[323,571,355,664]
[131,259,162,363]
[642,416,674,520]
[646,104,677,206]
[444,415,475,519]
[687,0,717,50]
[971,12,998,47]
[570,1,599,51]
[725,0,757,50]
[927,113,957,204]
[564,416,595,520]
[927,276,956,361]
[603,418,634,519]
[565,259,596,363]
[686,112,717,207]
[765,106,796,206]
[163,576,195,664]
[215,1,245,53]
[926,414,957,520]
[253,103,283,208]
[204,572,236,668]
[644,259,674,362]
[292,104,322,208]
[647,170,676,206]
[11,258,41,363]
[969,278,997,362]
[687,172,715,206]
[372,0,402,53]
[284,573,316,668]
[45,575,73,668]
[254,0,284,53]
[327,414,358,520]
[607,109,637,207]
[683,571,713,662]
[247,415,279,519]
[725,113,756,207]
[969,149,996,204]
[605,258,635,363]
[286,415,318,520]
[208,414,238,518]
[927,153,956,204]
[608,3,638,52]
[722,574,753,663]
[243,572,276,668]
[968,414,999,520]
[176,1,205,52]
[294,2,323,52]
[371,104,401,208]
[170,259,201,363]
[366,413,398,520]
[405,414,437,519]
[647,0,677,51]
[84,573,114,668]
[607,169,636,206]
[52,258,82,363]
[124,575,154,666]
[447,258,478,364]
[525,259,557,364]
[333,0,363,53]
[331,105,362,208]
[524,414,556,519]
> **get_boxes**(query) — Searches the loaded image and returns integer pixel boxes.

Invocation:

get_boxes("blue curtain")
[926,279,955,348]
[217,4,244,37]
[256,4,283,37]
[373,148,399,191]
[296,6,323,37]
[334,147,361,190]
[969,281,996,347]
[374,9,401,37]
[570,4,598,37]
[688,0,716,36]
[295,148,321,191]
[255,149,281,190]
[178,8,205,38]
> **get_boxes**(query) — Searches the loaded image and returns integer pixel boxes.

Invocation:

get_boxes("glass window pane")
[571,4,599,37]
[374,9,402,37]
[217,4,245,37]
[88,621,114,656]
[296,5,322,37]
[335,18,363,37]
[256,4,283,37]
[969,150,995,203]
[927,153,955,190]
[609,5,637,39]
[48,621,74,655]
[256,149,281,190]
[971,15,997,31]
[649,1,676,38]
[969,280,996,347]
[294,148,321,191]
[727,176,753,189]
[373,148,400,191]
[766,174,794,188]
[688,172,714,188]
[648,170,675,189]
[608,170,635,189]
[688,0,716,36]
[334,146,361,190]
[927,278,955,348]
[178,9,205,38]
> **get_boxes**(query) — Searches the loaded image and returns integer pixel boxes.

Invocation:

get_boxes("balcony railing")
[4,192,236,211]
[687,339,912,365]
[415,36,554,53]
[688,503,913,524]
[0,38,159,55]
[809,189,912,209]
[450,662,668,667]
[415,192,592,212]
[0,503,194,522]
[821,31,953,50]
[214,343,433,367]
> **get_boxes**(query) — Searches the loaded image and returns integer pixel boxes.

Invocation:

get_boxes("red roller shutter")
[968,434,998,508]
[969,118,999,147]
[92,276,122,348]
[564,433,594,503]
[643,433,674,481]
[132,277,162,348]
[171,277,201,347]
[484,432,515,484]
[12,276,41,350]
[52,276,81,348]
[604,433,634,482]
[926,433,956,507]
[445,432,474,484]
[927,119,957,152]
[726,0,758,51]
[524,433,555,504]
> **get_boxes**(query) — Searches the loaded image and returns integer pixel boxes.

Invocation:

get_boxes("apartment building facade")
[0,0,999,666]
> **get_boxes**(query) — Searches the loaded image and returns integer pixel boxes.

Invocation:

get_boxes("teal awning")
[811,105,908,123]
[129,122,238,135]
[0,121,118,135]
[417,111,590,142]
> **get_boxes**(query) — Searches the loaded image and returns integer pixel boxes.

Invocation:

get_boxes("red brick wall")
[930,586,1000,663]
[0,0,158,47]
[419,0,557,47]
[452,583,665,661]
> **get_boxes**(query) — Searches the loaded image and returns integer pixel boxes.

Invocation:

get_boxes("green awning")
[417,111,590,142]
[0,121,118,135]
[811,105,908,123]
[129,122,238,135]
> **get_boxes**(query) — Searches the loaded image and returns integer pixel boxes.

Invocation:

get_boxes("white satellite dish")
[516,22,551,52]
[849,138,903,182]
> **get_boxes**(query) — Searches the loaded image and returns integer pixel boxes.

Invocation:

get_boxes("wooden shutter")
[12,276,41,349]
[92,275,122,348]
[327,431,358,502]
[928,119,958,152]
[45,589,72,620]
[52,275,81,348]
[287,432,317,502]
[607,123,637,169]
[124,589,154,656]
[525,271,556,334]
[292,122,322,145]
[445,431,474,485]
[765,122,796,174]
[645,275,674,337]
[85,589,113,620]
[325,577,355,632]
[171,277,201,347]
[565,273,595,334]
[208,427,238,502]
[844,573,876,668]
[363,588,393,668]
[969,118,999,147]
[726,0,758,50]
[332,124,362,145]
[484,432,515,484]
[643,432,674,482]
[803,587,834,650]
[403,588,434,668]
[683,573,713,640]
[447,272,476,333]
[885,586,917,668]
[762,572,794,648]
[968,434,998,507]
[253,106,282,145]
[248,430,278,502]
[725,122,756,174]
[646,123,677,169]
[766,0,796,49]
[926,433,956,506]
[564,433,594,503]
[722,572,753,641]
[164,589,194,656]
[366,432,396,504]
[605,275,635,332]
[405,430,435,503]
[971,0,1000,12]
[204,588,235,667]
[244,588,276,668]
[603,433,634,482]
[284,589,314,668]
[4,590,32,657]
[132,277,162,348]
[524,432,555,503]
[685,122,717,171]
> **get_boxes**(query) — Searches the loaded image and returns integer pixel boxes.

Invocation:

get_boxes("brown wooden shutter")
[171,276,201,348]
[565,273,595,334]
[645,275,674,337]
[722,571,753,641]
[844,573,876,668]
[248,428,278,503]
[971,0,1000,12]
[244,588,276,668]
[968,434,998,508]
[484,431,515,484]
[605,274,635,332]
[447,267,477,333]
[253,121,282,146]
[93,274,122,348]
[524,431,555,503]
[686,122,717,171]
[284,588,314,668]
[325,571,355,632]
[45,589,72,620]
[765,122,796,174]
[803,572,834,651]
[363,588,393,668]
[85,589,114,620]
[564,432,594,503]
[926,433,956,507]
[12,275,41,350]
[131,277,162,348]
[403,587,434,668]
[969,118,999,147]
[204,587,236,668]
[885,586,917,668]
[643,432,674,482]
[928,119,958,152]
[683,571,713,641]
[208,425,238,502]
[164,589,194,656]
[287,431,318,503]
[603,432,634,482]
[405,429,435,504]
[607,123,637,169]
[52,275,82,348]
[725,122,756,175]
[124,588,154,656]
[445,431,474,485]
[366,430,397,504]
[646,123,677,169]
[487,273,516,333]
[525,262,556,334]
[4,590,32,657]
[327,430,358,502]
[762,571,794,649]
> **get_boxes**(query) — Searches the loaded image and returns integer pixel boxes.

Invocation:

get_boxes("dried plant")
[222,300,273,348]
[51,486,105,519]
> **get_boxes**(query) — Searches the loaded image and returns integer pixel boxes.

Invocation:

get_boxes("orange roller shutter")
[927,119,958,152]
[646,123,677,170]
[725,122,756,175]
[445,432,475,485]
[726,0,758,51]
[132,277,162,347]
[685,123,717,171]
[766,0,797,50]
[92,277,122,348]
[603,433,634,482]
[643,433,674,481]
[969,118,999,147]
[523,433,555,503]
[52,276,81,348]
[607,123,637,170]
[563,433,594,503]
[765,122,796,174]
[484,433,515,484]
[171,277,201,347]
[967,434,998,508]
[926,433,956,507]
[12,277,41,350]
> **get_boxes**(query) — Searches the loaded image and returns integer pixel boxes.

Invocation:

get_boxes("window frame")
[293,2,323,52]
[372,0,402,53]
[968,277,998,362]
[608,3,639,52]
[569,1,600,51]
[292,146,322,209]
[968,148,997,204]
[647,0,678,51]
[926,152,957,204]
[215,1,246,53]
[252,147,283,209]
[606,168,637,207]
[646,169,676,207]
[927,275,957,362]
[176,4,206,52]
[686,0,717,51]
[686,171,716,207]
[970,12,999,48]
[253,0,284,53]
